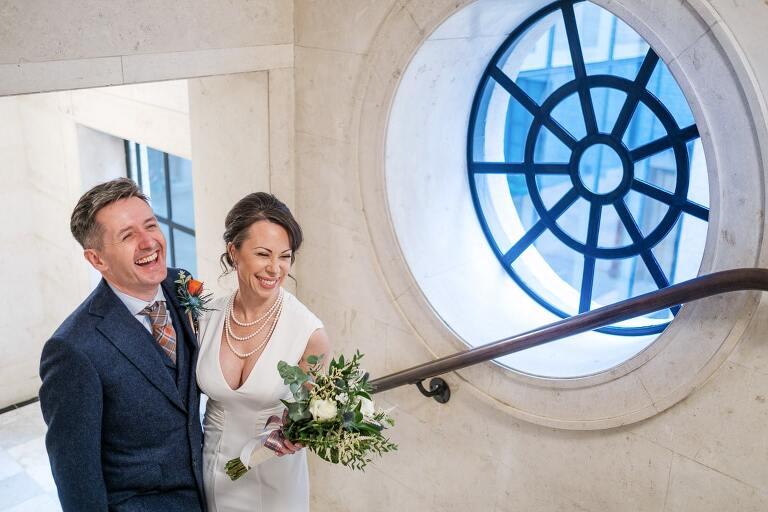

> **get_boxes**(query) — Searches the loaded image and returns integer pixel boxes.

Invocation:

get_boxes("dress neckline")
[216,291,287,392]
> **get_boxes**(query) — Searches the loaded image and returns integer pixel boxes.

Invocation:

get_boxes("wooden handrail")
[370,268,768,395]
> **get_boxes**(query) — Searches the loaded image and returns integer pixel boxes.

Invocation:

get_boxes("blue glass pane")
[633,147,677,193]
[504,99,534,163]
[590,88,627,134]
[467,0,708,335]
[534,127,571,162]
[173,229,197,276]
[473,80,512,162]
[168,155,195,229]
[622,101,666,150]
[147,148,168,218]
[550,93,586,140]
[648,61,695,128]
[500,11,575,106]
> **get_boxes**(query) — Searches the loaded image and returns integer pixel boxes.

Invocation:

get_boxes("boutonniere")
[175,270,214,334]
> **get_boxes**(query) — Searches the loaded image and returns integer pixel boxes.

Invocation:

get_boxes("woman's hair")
[220,192,303,273]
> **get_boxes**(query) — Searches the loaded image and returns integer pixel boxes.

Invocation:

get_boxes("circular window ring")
[361,0,766,429]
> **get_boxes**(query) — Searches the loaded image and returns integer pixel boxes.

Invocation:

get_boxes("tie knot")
[141,300,167,326]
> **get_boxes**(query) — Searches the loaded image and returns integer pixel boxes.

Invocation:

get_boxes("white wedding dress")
[196,290,323,512]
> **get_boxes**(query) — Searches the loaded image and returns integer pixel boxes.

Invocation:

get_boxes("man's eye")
[281,255,292,259]
[122,233,133,241]
[147,223,158,229]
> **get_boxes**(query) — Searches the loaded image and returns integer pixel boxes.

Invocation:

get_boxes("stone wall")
[293,1,768,510]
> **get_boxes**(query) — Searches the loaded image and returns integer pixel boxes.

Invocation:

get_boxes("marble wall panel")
[295,132,366,234]
[66,88,191,158]
[0,1,292,64]
[0,58,123,97]
[664,454,768,512]
[296,215,410,330]
[268,68,297,212]
[188,72,271,293]
[295,46,365,142]
[295,0,398,54]
[633,361,768,494]
[122,44,293,85]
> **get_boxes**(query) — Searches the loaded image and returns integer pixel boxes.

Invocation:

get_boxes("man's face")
[85,197,167,301]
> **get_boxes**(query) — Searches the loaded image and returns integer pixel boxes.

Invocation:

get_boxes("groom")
[39,178,206,511]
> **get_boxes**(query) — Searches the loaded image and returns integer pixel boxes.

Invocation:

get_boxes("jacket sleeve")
[39,337,108,511]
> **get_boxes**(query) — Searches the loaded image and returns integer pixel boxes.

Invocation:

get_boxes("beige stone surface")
[0,0,292,64]
[0,57,123,96]
[295,0,399,55]
[122,44,293,84]
[188,72,271,294]
[295,46,365,142]
[268,68,296,212]
[664,454,768,512]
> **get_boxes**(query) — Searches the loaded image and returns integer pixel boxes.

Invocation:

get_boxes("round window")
[467,0,709,336]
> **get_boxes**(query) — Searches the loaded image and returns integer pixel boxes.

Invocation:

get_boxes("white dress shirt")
[108,283,168,334]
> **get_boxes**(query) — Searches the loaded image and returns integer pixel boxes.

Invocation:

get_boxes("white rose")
[309,398,338,422]
[335,392,349,404]
[358,397,376,418]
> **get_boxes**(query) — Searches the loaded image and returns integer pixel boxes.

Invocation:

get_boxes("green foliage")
[278,351,397,471]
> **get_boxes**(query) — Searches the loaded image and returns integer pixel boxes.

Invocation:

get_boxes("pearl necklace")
[230,288,283,327]
[225,291,284,359]
[226,288,284,341]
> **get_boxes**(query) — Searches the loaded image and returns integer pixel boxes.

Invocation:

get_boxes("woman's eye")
[281,255,292,259]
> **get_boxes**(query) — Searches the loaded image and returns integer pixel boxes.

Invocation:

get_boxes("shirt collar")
[108,282,165,316]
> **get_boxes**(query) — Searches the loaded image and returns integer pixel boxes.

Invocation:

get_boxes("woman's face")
[230,220,293,301]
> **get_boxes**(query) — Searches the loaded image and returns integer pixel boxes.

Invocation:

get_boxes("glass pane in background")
[168,155,195,229]
[173,229,198,276]
[147,148,168,218]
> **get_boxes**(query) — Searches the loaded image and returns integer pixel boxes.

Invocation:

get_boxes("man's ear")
[84,248,108,273]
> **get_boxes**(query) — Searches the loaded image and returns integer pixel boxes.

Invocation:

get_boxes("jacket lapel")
[89,280,186,412]
[162,272,198,353]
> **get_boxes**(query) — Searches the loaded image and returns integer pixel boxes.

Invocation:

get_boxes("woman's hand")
[274,437,303,457]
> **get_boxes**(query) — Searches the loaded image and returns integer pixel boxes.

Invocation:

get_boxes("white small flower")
[358,397,376,418]
[335,392,349,404]
[309,398,338,422]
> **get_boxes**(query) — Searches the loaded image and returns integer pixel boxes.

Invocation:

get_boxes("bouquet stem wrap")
[226,415,283,480]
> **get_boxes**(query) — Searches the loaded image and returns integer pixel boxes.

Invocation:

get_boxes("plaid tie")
[140,301,177,365]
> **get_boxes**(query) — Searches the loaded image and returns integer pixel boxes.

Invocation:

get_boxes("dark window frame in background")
[124,140,197,275]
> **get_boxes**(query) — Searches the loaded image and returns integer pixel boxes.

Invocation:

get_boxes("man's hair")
[70,178,149,250]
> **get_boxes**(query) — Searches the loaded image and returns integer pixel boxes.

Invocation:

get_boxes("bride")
[196,192,330,512]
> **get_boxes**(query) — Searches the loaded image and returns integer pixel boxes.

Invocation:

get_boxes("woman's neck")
[235,287,279,322]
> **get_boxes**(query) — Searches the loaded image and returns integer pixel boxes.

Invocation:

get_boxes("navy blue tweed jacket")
[39,269,206,511]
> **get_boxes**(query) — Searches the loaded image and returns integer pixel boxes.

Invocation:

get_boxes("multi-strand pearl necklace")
[225,288,284,359]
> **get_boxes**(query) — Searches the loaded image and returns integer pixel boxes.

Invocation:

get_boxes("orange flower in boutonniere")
[175,271,214,334]
[187,278,204,296]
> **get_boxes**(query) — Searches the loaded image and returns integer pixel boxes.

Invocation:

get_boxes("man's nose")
[136,228,155,248]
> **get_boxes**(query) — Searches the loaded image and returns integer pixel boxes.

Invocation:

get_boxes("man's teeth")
[136,252,158,265]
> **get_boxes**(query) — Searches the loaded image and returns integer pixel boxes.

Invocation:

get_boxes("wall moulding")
[357,0,768,429]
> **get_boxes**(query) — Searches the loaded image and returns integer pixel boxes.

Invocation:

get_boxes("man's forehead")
[97,198,154,232]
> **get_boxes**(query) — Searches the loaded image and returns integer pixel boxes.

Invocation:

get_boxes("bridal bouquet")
[225,351,396,479]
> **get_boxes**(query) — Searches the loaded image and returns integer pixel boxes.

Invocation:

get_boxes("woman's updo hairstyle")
[219,192,303,274]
